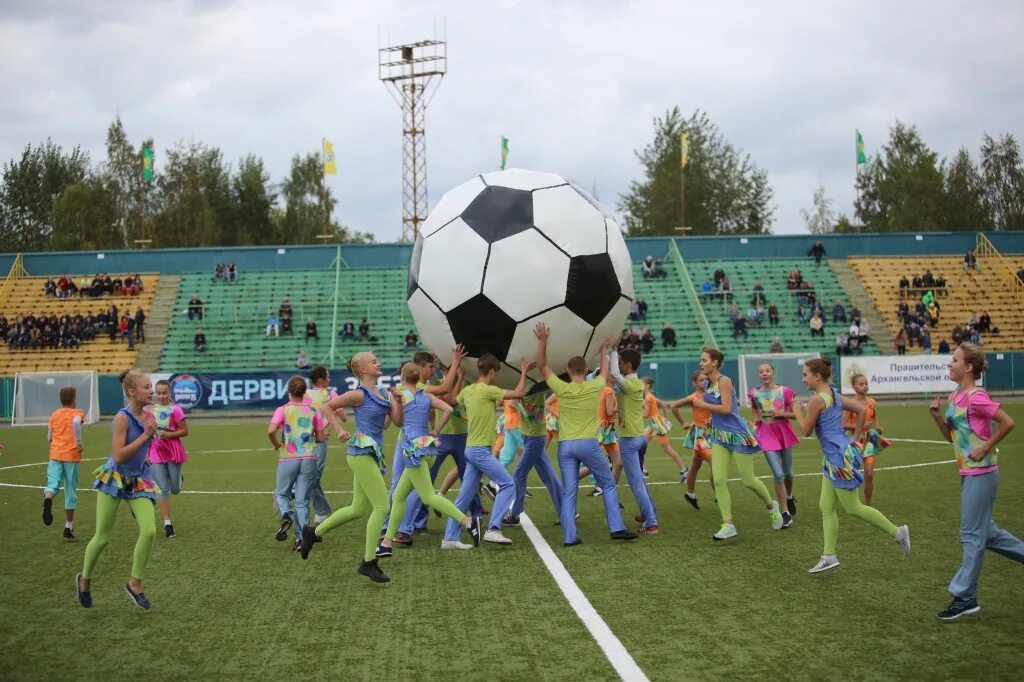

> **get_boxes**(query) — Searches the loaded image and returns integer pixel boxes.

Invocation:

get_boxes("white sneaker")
[808,555,840,573]
[768,501,783,531]
[313,515,328,524]
[895,525,911,558]
[712,523,737,541]
[440,539,473,550]
[483,529,513,545]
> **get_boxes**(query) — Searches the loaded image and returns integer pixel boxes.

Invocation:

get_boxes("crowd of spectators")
[641,256,667,280]
[2,306,145,351]
[898,269,948,300]
[44,273,144,299]
[212,262,239,283]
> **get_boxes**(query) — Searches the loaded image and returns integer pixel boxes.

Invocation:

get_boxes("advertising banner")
[839,355,961,395]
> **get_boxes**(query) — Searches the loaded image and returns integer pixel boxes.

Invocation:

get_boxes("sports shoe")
[501,515,520,527]
[414,527,428,535]
[467,516,482,547]
[781,511,793,528]
[895,525,911,558]
[441,539,473,550]
[788,496,797,517]
[610,529,639,541]
[524,490,533,498]
[769,501,784,531]
[313,514,328,524]
[485,482,500,500]
[588,487,603,497]
[552,513,580,526]
[679,468,689,483]
[392,531,413,547]
[124,583,151,610]
[634,514,646,524]
[356,559,390,583]
[75,572,92,609]
[375,542,393,558]
[299,525,318,560]
[937,597,980,621]
[642,469,649,479]
[63,527,75,541]
[164,524,175,539]
[275,515,293,541]
[42,498,54,526]
[684,493,700,510]
[808,555,840,573]
[293,539,302,552]
[712,523,737,541]
[637,524,659,535]
[484,529,513,545]
[564,539,583,547]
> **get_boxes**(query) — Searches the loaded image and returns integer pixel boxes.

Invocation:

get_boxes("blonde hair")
[958,343,987,379]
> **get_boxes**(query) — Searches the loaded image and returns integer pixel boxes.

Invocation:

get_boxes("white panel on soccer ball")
[532,185,607,256]
[606,217,635,299]
[418,218,489,311]
[585,297,631,366]
[483,230,570,322]
[420,176,487,238]
[506,305,593,384]
[480,168,566,192]
[407,289,457,365]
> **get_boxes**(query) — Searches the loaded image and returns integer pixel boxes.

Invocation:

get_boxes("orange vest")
[49,407,85,462]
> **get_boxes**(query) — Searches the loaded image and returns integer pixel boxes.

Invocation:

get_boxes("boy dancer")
[616,350,660,534]
[43,387,85,539]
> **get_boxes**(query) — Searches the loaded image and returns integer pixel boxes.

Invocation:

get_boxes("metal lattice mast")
[380,39,446,242]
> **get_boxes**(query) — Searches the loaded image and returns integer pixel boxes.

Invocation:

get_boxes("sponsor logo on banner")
[839,355,964,395]
[169,374,203,409]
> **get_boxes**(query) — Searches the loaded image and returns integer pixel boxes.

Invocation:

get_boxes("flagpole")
[855,129,861,234]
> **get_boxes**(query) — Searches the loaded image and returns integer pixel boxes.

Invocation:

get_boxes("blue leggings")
[763,448,794,483]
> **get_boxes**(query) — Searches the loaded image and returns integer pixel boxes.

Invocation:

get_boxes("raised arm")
[428,394,454,436]
[504,357,532,400]
[598,338,610,381]
[605,345,623,390]
[425,345,466,395]
[534,323,552,379]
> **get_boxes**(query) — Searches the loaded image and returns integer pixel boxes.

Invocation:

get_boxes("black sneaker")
[299,525,318,560]
[525,490,533,498]
[502,515,520,527]
[788,496,796,517]
[588,487,603,497]
[75,572,92,608]
[781,511,793,528]
[467,516,482,547]
[357,559,390,583]
[275,515,293,541]
[610,529,639,541]
[564,539,583,547]
[292,539,302,552]
[375,542,393,558]
[42,498,53,526]
[485,482,500,499]
[684,493,700,510]
[937,597,980,621]
[414,527,429,535]
[165,524,176,539]
[63,527,75,541]
[124,583,151,610]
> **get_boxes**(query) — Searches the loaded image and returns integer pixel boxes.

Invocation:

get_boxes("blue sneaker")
[124,584,151,610]
[937,597,980,621]
[75,573,92,608]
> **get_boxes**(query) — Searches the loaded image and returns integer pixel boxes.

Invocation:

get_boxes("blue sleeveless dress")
[93,407,158,501]
[704,378,761,454]
[347,384,392,465]
[400,389,439,468]
[815,386,864,489]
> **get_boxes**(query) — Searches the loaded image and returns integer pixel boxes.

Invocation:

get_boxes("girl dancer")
[747,363,800,527]
[642,377,687,482]
[671,371,715,509]
[845,374,890,506]
[793,358,910,574]
[76,371,159,610]
[545,394,560,449]
[929,344,1022,620]
[694,349,782,540]
[147,380,189,539]
[300,352,404,583]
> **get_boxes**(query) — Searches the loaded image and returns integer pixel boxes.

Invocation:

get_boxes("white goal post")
[11,371,100,426]
[738,352,820,408]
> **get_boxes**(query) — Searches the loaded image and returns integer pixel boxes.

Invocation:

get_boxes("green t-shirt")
[519,393,547,437]
[618,376,646,438]
[459,382,506,447]
[545,374,603,441]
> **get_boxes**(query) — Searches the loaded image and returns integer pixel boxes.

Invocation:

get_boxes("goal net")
[738,352,820,408]
[12,371,99,426]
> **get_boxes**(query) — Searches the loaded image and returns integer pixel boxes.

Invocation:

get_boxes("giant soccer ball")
[407,168,634,390]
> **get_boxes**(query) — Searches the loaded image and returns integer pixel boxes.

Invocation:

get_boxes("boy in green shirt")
[616,349,659,533]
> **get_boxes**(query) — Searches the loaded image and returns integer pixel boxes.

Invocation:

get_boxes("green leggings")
[819,477,898,555]
[711,444,773,523]
[315,455,389,561]
[385,461,465,538]
[82,494,155,581]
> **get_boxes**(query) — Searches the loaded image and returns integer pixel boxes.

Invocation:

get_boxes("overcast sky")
[2,0,1022,242]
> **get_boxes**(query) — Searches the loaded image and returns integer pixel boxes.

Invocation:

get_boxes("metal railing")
[975,233,1024,302]
[0,254,29,309]
[668,240,717,348]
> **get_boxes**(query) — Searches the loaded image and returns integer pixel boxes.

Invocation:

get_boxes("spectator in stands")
[922,269,935,290]
[848,333,861,355]
[125,315,136,350]
[340,319,355,341]
[195,328,206,352]
[279,297,293,321]
[978,311,991,334]
[750,281,766,307]
[907,321,921,348]
[767,302,780,327]
[636,297,648,320]
[296,350,310,369]
[701,278,714,301]
[132,274,143,294]
[57,274,71,298]
[858,319,872,344]
[134,307,145,343]
[719,276,733,303]
[746,305,761,328]
[653,257,667,279]
[404,330,419,350]
[836,331,849,356]
[305,319,318,341]
[899,274,910,299]
[728,302,740,322]
[112,275,123,296]
[642,256,655,279]
[848,320,860,341]
[796,304,809,324]
[123,276,137,296]
[833,300,847,323]
[911,273,923,297]
[769,337,784,354]
[808,240,827,266]
[934,273,947,296]
[1017,265,1024,283]
[896,301,909,323]
[850,305,862,325]
[266,312,280,337]
[895,327,908,355]
[102,274,113,294]
[214,263,226,282]
[809,311,824,337]
[713,268,726,288]
[358,318,370,340]
[661,322,677,348]
[45,277,57,297]
[963,250,979,272]
[928,304,940,328]
[938,337,950,354]
[227,262,238,282]
[732,315,749,341]
[921,326,933,354]
[639,327,655,354]
[787,268,803,290]
[187,294,204,321]
[629,300,640,321]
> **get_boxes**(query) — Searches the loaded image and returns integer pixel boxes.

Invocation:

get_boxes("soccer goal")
[11,371,99,426]
[737,352,820,408]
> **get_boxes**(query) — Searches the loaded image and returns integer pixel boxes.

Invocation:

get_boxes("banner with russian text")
[839,355,965,395]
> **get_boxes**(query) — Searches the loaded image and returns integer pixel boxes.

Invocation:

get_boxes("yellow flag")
[680,132,689,169]
[323,139,337,175]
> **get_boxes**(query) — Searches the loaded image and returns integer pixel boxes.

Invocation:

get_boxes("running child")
[670,371,715,510]
[504,390,564,526]
[793,358,910,574]
[147,380,189,539]
[845,373,890,506]
[642,377,688,483]
[268,377,326,551]
[496,398,525,470]
[306,366,347,524]
[694,348,783,540]
[747,362,799,527]
[43,386,85,540]
[928,343,1022,620]
[77,371,159,610]
[300,352,403,583]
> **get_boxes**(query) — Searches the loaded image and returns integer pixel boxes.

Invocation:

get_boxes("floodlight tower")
[379,38,446,242]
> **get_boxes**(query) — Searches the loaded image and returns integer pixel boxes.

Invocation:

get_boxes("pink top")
[271,400,327,460]
[747,385,800,452]
[147,403,188,464]
[949,389,1001,476]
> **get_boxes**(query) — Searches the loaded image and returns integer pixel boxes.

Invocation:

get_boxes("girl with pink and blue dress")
[747,362,800,527]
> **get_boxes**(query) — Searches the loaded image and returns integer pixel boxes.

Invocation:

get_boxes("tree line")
[0,118,372,253]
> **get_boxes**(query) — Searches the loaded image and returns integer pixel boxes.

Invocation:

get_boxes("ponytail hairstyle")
[804,357,833,382]
[287,376,308,399]
[958,342,987,379]
[701,347,724,369]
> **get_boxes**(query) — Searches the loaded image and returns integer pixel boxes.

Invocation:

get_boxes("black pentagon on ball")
[565,253,622,327]
[407,237,423,299]
[446,294,517,360]
[460,185,534,243]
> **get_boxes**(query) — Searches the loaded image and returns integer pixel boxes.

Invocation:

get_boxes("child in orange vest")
[43,386,86,540]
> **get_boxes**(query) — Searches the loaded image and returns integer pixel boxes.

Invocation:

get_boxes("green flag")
[856,130,867,165]
[500,136,509,170]
[142,144,155,182]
